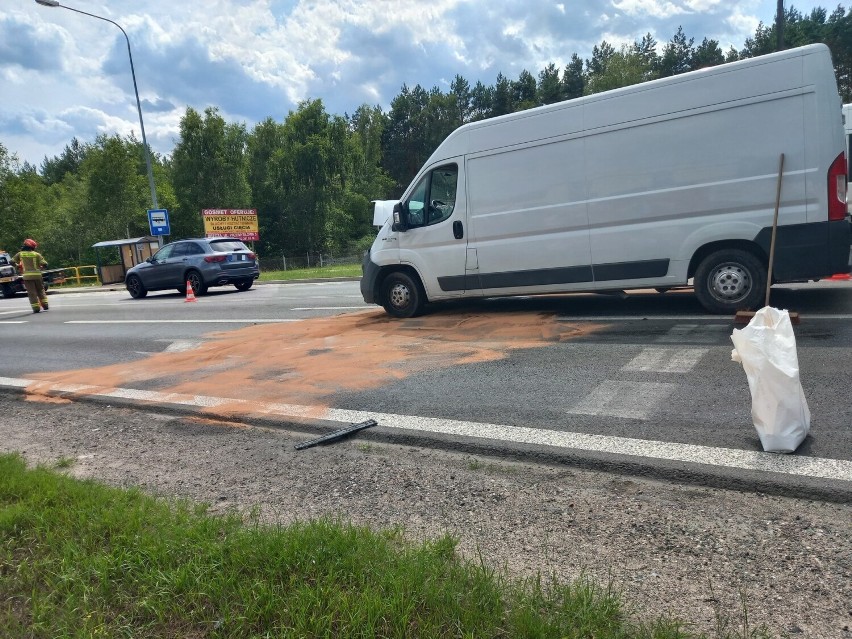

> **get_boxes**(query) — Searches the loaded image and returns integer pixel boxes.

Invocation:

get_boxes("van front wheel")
[694,249,766,314]
[381,272,424,318]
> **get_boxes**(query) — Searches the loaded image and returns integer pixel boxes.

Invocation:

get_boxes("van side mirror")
[391,202,408,232]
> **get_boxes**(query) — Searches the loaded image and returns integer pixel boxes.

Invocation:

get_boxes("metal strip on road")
[1,376,849,483]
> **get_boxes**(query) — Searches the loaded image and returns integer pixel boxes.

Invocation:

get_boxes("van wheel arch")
[688,241,767,281]
[378,267,426,318]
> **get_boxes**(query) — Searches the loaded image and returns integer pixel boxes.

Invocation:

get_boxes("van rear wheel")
[381,272,424,318]
[694,249,766,313]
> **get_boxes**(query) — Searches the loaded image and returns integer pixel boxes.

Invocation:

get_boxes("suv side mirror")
[391,202,408,232]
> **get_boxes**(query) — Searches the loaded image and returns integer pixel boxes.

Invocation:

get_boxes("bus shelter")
[91,237,160,285]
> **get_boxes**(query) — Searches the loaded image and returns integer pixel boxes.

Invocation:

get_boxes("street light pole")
[35,0,161,241]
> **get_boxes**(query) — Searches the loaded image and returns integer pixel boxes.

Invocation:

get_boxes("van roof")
[425,43,833,166]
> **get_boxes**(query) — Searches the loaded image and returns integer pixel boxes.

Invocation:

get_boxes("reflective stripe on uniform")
[15,251,46,280]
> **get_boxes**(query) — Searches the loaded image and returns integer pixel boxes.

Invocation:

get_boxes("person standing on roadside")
[12,238,49,313]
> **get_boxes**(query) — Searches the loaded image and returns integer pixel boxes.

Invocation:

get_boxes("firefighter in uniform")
[11,239,49,313]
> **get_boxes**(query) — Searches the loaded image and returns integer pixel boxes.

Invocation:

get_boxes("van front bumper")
[360,252,381,304]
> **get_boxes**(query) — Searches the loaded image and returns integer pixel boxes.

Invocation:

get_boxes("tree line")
[2,4,851,267]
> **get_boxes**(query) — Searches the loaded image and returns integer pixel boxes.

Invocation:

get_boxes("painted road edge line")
[2,376,850,483]
[64,319,301,324]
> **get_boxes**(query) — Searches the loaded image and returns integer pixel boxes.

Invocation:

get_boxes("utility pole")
[776,0,785,51]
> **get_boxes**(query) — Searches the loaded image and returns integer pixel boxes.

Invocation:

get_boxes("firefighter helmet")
[23,238,37,249]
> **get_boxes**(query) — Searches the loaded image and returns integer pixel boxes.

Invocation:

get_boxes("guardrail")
[52,265,100,287]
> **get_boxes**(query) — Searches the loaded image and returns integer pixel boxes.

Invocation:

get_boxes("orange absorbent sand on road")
[27,309,603,411]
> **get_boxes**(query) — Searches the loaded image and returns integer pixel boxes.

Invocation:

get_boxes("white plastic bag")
[730,307,810,453]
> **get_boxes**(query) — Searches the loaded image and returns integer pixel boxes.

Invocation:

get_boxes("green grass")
[259,263,361,281]
[0,453,767,638]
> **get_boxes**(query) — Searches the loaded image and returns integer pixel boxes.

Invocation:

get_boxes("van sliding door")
[465,138,593,295]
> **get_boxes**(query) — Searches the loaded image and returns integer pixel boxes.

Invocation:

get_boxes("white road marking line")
[64,319,300,324]
[0,310,27,316]
[569,380,677,420]
[557,315,852,321]
[291,307,368,311]
[159,339,206,352]
[558,315,721,321]
[623,348,709,373]
[656,323,729,344]
[0,321,28,324]
[1,376,849,483]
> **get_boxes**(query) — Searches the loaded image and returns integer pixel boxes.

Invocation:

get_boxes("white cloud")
[0,0,830,165]
[611,0,689,19]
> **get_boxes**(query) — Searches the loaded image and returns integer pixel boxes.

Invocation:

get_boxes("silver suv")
[125,238,259,298]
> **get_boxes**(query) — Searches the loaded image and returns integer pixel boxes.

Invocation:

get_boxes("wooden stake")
[734,153,799,324]
[765,153,785,308]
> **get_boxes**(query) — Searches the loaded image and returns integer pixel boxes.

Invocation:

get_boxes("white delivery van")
[361,44,852,317]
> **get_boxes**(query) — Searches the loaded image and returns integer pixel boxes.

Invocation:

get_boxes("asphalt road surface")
[1,279,850,499]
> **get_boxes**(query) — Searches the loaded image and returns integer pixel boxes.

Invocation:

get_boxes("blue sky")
[0,0,831,167]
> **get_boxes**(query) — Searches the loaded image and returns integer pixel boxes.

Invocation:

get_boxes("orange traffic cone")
[185,281,197,302]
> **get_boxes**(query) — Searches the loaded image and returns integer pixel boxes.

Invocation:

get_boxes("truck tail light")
[204,255,227,263]
[828,152,847,221]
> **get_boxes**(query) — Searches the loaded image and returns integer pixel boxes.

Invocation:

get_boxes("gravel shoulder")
[1,391,850,638]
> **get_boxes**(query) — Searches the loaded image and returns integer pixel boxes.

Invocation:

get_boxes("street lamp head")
[35,0,61,6]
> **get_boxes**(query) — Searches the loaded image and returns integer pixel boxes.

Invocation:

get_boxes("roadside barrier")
[52,265,100,287]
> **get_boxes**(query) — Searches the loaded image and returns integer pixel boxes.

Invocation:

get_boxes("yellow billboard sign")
[201,209,259,241]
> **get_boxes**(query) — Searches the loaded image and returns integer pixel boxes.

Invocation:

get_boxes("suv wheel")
[235,279,253,291]
[126,275,148,299]
[186,270,207,295]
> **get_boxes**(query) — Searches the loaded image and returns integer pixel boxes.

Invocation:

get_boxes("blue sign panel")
[147,209,170,236]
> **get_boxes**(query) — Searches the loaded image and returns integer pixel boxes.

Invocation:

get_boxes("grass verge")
[259,264,361,281]
[0,453,766,638]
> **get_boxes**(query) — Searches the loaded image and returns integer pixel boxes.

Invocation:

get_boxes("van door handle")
[453,221,464,239]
